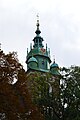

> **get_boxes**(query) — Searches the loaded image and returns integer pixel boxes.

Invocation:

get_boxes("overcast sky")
[0,0,80,70]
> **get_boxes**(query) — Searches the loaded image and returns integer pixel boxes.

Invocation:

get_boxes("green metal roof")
[26,48,51,63]
[50,63,59,68]
[27,56,38,63]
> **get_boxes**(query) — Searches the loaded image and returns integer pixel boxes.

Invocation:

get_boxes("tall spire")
[35,14,41,35]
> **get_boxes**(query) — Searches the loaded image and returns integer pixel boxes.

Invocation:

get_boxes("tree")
[26,72,61,120]
[60,66,80,120]
[1,48,80,120]
[26,66,80,120]
[0,49,44,120]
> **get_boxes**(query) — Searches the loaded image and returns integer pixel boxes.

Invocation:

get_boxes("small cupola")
[50,58,60,75]
[27,56,38,70]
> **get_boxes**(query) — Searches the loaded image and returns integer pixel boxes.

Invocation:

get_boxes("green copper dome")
[50,61,60,75]
[27,56,38,63]
[50,62,59,68]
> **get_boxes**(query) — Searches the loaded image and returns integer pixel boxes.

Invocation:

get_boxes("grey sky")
[0,0,80,70]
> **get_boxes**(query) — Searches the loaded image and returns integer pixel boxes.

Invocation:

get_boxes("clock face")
[40,48,46,54]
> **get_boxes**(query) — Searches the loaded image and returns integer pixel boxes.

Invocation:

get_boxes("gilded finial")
[36,13,39,28]
[53,55,55,63]
[35,13,41,35]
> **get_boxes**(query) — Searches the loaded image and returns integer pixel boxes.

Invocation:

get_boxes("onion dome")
[27,56,38,63]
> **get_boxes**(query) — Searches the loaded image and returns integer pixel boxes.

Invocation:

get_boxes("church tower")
[26,16,60,75]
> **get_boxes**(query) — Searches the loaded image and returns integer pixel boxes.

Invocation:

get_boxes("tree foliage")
[0,48,80,120]
[60,66,80,120]
[0,49,44,120]
[27,67,80,120]
[27,72,61,120]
